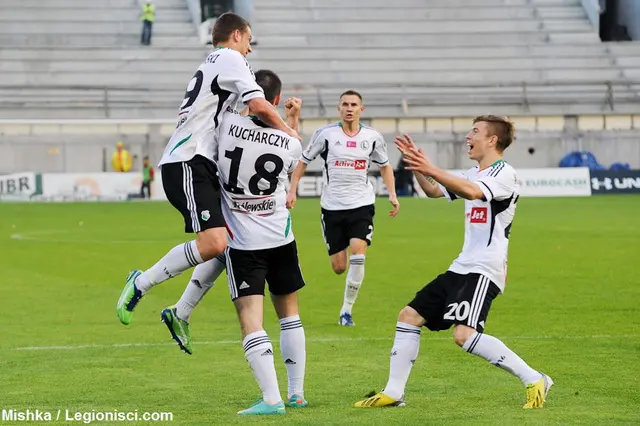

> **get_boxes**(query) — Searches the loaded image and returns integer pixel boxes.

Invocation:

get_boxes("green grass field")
[1,196,639,425]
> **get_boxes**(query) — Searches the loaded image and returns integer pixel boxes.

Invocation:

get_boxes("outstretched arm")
[247,97,300,141]
[396,133,484,200]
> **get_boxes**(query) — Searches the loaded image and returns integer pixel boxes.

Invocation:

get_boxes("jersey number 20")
[222,147,284,196]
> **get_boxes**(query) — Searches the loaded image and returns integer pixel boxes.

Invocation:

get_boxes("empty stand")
[0,0,638,119]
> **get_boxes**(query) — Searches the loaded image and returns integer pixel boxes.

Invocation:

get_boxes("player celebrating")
[354,116,553,409]
[286,90,399,326]
[160,88,302,356]
[217,70,307,415]
[116,13,299,326]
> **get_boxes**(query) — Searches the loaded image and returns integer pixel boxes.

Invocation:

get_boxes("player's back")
[159,48,264,166]
[302,123,389,211]
[217,111,301,250]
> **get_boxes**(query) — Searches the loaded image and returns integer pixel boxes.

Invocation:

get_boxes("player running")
[354,116,553,409]
[218,70,306,415]
[116,13,299,326]
[286,90,399,326]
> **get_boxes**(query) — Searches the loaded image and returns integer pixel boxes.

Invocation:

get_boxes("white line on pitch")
[9,334,639,352]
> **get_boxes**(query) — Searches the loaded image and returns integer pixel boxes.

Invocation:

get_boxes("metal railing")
[0,80,639,118]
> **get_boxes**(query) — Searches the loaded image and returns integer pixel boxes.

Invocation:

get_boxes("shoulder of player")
[312,122,341,139]
[359,124,384,140]
[487,160,515,178]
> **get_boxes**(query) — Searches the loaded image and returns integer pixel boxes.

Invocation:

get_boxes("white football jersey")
[442,160,520,292]
[217,111,302,251]
[301,122,389,210]
[159,47,265,167]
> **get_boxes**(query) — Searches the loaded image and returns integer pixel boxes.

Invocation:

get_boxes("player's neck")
[341,121,361,136]
[213,43,232,51]
[478,153,504,170]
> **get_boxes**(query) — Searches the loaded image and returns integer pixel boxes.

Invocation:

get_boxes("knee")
[331,259,347,275]
[453,325,476,347]
[397,306,424,327]
[332,265,346,275]
[197,232,227,260]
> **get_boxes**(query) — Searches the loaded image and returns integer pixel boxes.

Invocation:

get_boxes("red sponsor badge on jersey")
[469,207,487,223]
[354,160,367,170]
[346,141,357,148]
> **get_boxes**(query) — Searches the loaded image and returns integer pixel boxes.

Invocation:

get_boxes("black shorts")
[408,271,500,333]
[161,155,225,233]
[320,204,375,255]
[225,240,306,301]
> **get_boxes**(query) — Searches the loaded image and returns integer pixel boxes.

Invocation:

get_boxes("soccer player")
[116,13,299,326]
[219,70,306,415]
[160,90,302,357]
[286,91,400,326]
[354,116,553,409]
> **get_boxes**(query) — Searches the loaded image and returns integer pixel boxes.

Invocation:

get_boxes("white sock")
[383,322,421,400]
[243,330,282,405]
[340,254,365,315]
[175,253,226,322]
[463,332,542,386]
[279,315,306,399]
[136,240,203,294]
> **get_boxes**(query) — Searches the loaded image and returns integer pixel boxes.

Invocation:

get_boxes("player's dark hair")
[473,115,515,152]
[254,69,282,104]
[212,12,250,46]
[340,90,363,102]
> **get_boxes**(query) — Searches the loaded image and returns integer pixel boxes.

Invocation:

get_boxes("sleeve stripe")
[372,159,387,165]
[301,153,312,162]
[445,188,458,200]
[479,181,494,199]
[488,162,505,177]
[242,89,262,99]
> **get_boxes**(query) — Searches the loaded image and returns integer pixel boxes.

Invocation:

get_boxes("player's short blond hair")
[473,115,515,152]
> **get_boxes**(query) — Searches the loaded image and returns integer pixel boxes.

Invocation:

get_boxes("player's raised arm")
[398,133,483,200]
[395,134,443,198]
[222,50,300,141]
[248,98,300,141]
[285,97,302,134]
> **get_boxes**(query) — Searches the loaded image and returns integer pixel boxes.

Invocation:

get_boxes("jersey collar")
[248,115,270,128]
[339,121,363,137]
[479,159,505,172]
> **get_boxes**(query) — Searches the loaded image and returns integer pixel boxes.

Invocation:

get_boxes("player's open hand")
[388,195,400,217]
[285,97,302,118]
[286,190,297,209]
[395,133,433,176]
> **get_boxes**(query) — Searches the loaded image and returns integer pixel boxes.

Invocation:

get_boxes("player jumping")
[286,90,399,326]
[116,13,299,326]
[354,116,553,409]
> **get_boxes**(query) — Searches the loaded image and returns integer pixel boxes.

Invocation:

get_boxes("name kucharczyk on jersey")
[228,124,290,149]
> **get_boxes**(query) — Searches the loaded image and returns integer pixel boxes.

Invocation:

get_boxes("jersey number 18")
[222,147,284,196]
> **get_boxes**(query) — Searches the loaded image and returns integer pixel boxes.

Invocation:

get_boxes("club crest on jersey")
[469,207,487,224]
[201,210,211,221]
[231,195,276,216]
[360,140,369,150]
[334,159,367,170]
[346,141,357,148]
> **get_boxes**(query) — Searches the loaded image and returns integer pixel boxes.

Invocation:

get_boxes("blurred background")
[0,0,638,200]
